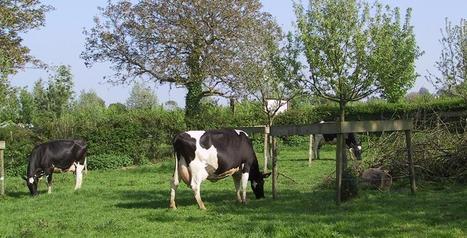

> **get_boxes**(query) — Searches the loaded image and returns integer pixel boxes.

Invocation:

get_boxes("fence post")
[0,141,5,196]
[264,126,270,173]
[271,136,278,199]
[308,134,314,166]
[405,130,416,194]
[336,133,344,205]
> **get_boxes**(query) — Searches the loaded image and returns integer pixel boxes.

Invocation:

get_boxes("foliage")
[295,0,421,116]
[235,31,305,126]
[31,65,74,121]
[126,81,158,110]
[86,154,132,170]
[0,0,53,77]
[81,0,279,125]
[428,18,467,100]
[365,126,466,183]
[0,125,41,176]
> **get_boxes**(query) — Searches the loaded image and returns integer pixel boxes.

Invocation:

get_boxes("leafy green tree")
[295,0,420,201]
[32,65,74,120]
[428,18,466,100]
[81,0,277,127]
[0,78,19,122]
[76,90,106,109]
[126,81,158,110]
[0,0,53,78]
[295,0,420,120]
[18,88,35,124]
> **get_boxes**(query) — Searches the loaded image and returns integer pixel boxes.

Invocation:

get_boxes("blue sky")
[10,0,467,107]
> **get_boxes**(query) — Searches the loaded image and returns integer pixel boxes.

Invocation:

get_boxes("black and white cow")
[313,133,362,160]
[22,140,87,196]
[169,129,270,210]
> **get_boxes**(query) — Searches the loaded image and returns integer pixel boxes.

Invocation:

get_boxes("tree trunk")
[185,81,203,129]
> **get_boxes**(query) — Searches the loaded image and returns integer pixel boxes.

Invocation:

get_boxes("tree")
[81,0,277,127]
[235,31,304,127]
[32,65,74,119]
[126,81,158,110]
[428,18,466,100]
[295,0,420,120]
[0,0,52,78]
[76,90,106,110]
[295,0,420,201]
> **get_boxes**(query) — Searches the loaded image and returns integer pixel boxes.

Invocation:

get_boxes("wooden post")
[405,130,416,194]
[308,134,314,166]
[335,133,343,205]
[271,136,278,199]
[264,126,270,173]
[0,141,5,196]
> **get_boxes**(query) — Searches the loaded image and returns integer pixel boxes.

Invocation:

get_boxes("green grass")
[1,146,466,238]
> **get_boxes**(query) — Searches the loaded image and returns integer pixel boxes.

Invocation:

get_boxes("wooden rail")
[239,120,415,205]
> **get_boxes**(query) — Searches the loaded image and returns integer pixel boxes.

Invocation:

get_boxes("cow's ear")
[262,172,272,178]
[21,175,28,181]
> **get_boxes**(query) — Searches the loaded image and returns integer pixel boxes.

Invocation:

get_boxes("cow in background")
[313,132,362,160]
[22,140,87,196]
[170,129,270,210]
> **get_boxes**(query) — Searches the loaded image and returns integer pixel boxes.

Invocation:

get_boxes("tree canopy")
[0,0,52,78]
[81,0,278,127]
[295,0,421,113]
[428,18,467,100]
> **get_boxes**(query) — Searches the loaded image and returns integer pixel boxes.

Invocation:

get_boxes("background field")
[1,146,466,238]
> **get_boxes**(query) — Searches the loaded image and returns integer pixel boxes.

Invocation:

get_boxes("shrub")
[86,154,132,170]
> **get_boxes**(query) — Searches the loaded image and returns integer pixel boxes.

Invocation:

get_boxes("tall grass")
[0,146,465,237]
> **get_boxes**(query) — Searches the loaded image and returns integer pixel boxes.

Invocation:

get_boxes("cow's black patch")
[173,132,197,164]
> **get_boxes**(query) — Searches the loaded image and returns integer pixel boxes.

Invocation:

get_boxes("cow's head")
[251,172,271,199]
[347,134,362,160]
[22,175,39,196]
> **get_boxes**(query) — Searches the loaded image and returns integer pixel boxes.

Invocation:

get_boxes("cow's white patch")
[357,146,362,150]
[74,163,85,190]
[0,176,4,181]
[28,177,34,184]
[187,131,219,172]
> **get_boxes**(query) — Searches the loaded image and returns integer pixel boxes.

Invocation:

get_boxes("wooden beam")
[269,120,413,136]
[308,135,314,167]
[271,136,278,199]
[237,126,265,135]
[405,130,417,194]
[339,120,413,133]
[335,134,343,205]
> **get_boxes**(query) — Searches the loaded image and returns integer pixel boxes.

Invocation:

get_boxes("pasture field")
[0,146,466,238]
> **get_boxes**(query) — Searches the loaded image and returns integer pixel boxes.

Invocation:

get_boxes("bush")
[87,154,133,170]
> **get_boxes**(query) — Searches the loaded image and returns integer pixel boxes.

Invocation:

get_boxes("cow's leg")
[232,172,242,203]
[74,162,85,190]
[169,157,180,209]
[46,173,53,194]
[189,160,208,210]
[240,172,249,204]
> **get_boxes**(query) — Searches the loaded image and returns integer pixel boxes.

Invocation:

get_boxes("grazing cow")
[22,140,87,196]
[170,129,270,210]
[313,132,362,160]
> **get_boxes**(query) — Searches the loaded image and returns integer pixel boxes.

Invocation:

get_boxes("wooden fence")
[240,120,415,205]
